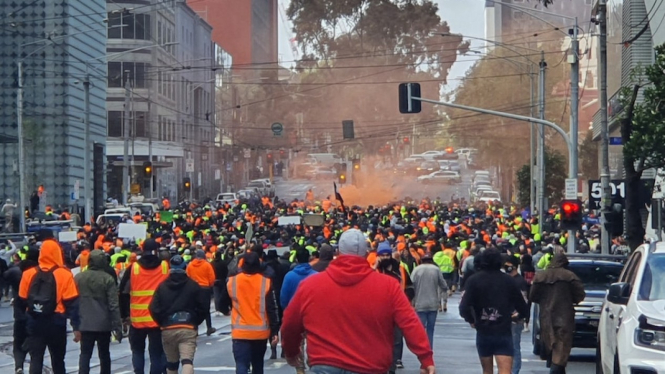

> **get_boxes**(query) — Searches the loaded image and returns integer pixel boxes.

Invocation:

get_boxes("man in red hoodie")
[281,229,435,374]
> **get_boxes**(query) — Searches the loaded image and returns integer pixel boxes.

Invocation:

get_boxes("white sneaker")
[524,326,530,333]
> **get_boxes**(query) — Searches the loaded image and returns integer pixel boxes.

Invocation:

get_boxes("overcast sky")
[276,0,486,91]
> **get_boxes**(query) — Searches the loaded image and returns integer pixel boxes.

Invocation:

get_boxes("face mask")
[504,266,514,273]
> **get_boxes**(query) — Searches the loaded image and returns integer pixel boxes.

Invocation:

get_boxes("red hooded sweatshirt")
[281,255,434,373]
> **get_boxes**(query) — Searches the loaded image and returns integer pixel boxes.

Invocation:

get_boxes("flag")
[334,182,346,214]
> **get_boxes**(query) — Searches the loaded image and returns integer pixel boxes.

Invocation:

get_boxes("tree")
[579,130,599,180]
[515,147,566,208]
[285,0,468,154]
[619,45,665,249]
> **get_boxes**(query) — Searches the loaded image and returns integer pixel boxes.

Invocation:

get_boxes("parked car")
[237,189,258,199]
[596,243,665,374]
[247,180,270,196]
[251,179,276,197]
[532,259,624,357]
[470,185,493,202]
[216,193,238,207]
[476,190,502,203]
[419,160,440,173]
[417,171,461,184]
[448,160,461,172]
[411,151,444,160]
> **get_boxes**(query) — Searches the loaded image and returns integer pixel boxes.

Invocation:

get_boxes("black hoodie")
[149,271,208,328]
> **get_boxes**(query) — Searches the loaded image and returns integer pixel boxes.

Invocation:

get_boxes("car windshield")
[481,192,500,199]
[638,253,665,301]
[248,182,263,188]
[570,263,623,291]
[218,194,235,200]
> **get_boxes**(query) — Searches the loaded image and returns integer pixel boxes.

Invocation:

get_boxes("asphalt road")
[0,294,595,373]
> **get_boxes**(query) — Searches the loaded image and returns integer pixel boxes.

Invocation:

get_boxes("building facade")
[0,0,108,211]
[485,0,593,47]
[186,0,278,67]
[104,0,215,202]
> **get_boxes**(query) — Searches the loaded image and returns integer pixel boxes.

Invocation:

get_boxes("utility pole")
[122,74,131,205]
[598,0,611,254]
[83,74,91,222]
[568,18,580,254]
[16,62,26,232]
[530,64,536,216]
[538,52,547,236]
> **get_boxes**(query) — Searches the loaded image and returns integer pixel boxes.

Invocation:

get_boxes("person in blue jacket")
[280,249,318,310]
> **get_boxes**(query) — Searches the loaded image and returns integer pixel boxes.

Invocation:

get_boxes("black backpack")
[27,267,58,317]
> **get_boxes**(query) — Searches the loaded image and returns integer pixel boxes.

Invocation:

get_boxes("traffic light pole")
[412,96,577,253]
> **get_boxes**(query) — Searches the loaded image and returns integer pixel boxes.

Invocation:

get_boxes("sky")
[276,0,487,92]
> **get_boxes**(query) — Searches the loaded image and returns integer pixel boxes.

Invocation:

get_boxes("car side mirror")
[607,282,631,305]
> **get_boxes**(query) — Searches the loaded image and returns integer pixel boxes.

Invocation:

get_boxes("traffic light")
[560,199,583,230]
[183,177,191,191]
[606,203,624,237]
[342,120,355,139]
[398,83,422,114]
[338,173,347,185]
[143,161,152,178]
[352,159,360,171]
[445,147,454,154]
[267,153,273,161]
[403,137,410,144]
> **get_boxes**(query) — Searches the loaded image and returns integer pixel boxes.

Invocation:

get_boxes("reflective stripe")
[259,277,267,328]
[133,263,140,275]
[130,303,150,310]
[231,277,241,327]
[131,316,154,323]
[130,290,155,297]
[161,261,168,274]
[231,324,268,330]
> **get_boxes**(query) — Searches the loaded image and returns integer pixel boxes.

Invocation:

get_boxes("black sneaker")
[396,360,404,369]
[206,327,217,336]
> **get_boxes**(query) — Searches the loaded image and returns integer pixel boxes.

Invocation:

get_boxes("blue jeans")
[511,321,524,374]
[128,327,166,374]
[232,339,267,374]
[310,365,361,374]
[417,311,437,349]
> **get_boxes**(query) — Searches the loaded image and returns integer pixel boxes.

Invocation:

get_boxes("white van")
[306,153,343,166]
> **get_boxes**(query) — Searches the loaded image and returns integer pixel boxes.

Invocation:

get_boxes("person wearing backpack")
[17,239,80,374]
[74,249,123,374]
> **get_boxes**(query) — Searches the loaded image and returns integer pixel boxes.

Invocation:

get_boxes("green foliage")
[515,147,566,208]
[620,45,665,172]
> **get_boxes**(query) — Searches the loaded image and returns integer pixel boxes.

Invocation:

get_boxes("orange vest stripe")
[129,261,169,328]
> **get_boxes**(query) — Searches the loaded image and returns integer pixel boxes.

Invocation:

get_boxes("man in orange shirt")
[18,237,80,374]
[186,250,216,336]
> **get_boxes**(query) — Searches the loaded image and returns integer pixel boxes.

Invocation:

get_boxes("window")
[108,12,122,38]
[107,12,150,40]
[157,21,162,44]
[638,254,665,301]
[107,62,150,88]
[108,111,123,137]
[108,62,122,87]
[134,112,147,138]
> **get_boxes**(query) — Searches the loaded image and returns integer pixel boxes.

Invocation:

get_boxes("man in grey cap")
[281,229,436,374]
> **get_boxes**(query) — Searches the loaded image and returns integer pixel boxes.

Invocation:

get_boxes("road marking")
[196,366,240,371]
[217,335,232,342]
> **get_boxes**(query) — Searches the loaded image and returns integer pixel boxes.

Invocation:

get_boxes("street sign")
[243,148,251,159]
[215,169,221,180]
[130,183,141,194]
[565,178,577,199]
[271,122,284,136]
[587,179,656,210]
[74,180,80,200]
[609,137,623,145]
[185,159,194,173]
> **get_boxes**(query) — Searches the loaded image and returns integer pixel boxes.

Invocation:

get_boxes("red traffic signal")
[445,147,453,154]
[403,137,410,144]
[560,199,583,230]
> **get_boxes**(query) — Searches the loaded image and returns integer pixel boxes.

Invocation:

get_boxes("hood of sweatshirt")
[326,255,373,287]
[137,254,163,269]
[293,263,315,276]
[188,258,207,268]
[88,249,107,271]
[163,271,190,289]
[39,239,64,270]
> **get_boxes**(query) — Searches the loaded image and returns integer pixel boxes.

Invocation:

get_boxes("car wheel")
[612,352,620,374]
[595,342,603,374]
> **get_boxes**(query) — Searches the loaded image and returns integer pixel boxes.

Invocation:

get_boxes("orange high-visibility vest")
[228,274,271,340]
[129,261,169,328]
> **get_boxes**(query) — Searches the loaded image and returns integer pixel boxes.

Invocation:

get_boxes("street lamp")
[442,32,542,220]
[86,42,178,206]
